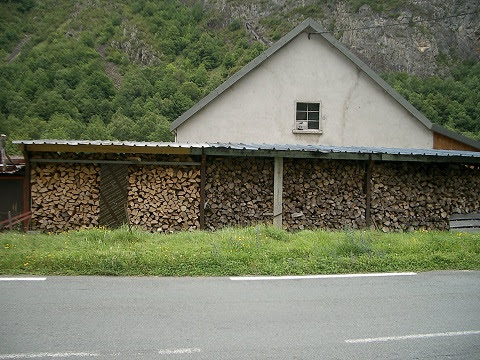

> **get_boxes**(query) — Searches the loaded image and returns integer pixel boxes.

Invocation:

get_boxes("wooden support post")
[273,157,283,228]
[0,134,6,172]
[199,153,206,230]
[23,150,31,230]
[365,158,373,228]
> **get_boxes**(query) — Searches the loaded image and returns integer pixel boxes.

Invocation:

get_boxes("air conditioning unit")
[296,121,308,130]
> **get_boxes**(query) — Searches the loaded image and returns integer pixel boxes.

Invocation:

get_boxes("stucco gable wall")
[176,32,433,149]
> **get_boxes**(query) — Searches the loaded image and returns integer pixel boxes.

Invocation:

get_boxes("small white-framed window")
[294,102,322,133]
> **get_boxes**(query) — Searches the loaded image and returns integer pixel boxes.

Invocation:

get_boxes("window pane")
[296,111,307,120]
[308,112,319,120]
[308,103,319,111]
[308,121,319,129]
[297,103,307,111]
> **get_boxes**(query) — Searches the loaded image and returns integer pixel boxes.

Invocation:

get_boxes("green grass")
[1,226,479,276]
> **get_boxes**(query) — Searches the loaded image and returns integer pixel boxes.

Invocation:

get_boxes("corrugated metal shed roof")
[14,139,207,148]
[207,142,480,157]
[13,139,480,163]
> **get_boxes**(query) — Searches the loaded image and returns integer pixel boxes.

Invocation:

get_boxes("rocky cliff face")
[335,0,479,76]
[205,0,480,76]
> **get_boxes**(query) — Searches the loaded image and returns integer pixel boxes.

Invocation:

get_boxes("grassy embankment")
[1,226,479,276]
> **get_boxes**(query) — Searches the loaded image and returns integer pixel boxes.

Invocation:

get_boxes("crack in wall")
[341,67,361,145]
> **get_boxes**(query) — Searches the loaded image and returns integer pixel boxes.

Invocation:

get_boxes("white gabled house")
[170,18,480,152]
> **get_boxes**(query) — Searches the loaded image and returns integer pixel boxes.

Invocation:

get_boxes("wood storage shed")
[14,140,480,232]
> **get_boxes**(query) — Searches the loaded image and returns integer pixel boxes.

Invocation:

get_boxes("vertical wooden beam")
[8,211,12,230]
[22,150,31,230]
[273,157,283,228]
[0,134,6,172]
[365,158,373,228]
[199,153,206,230]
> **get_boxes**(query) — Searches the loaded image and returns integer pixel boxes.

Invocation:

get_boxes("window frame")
[293,101,323,134]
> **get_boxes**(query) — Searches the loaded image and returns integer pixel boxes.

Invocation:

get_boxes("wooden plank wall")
[433,132,479,152]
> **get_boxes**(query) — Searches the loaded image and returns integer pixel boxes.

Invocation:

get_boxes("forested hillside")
[0,0,479,153]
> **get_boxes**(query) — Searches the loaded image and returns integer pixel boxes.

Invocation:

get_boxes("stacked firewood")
[28,152,480,233]
[283,159,366,230]
[30,163,100,231]
[127,166,201,232]
[204,157,274,229]
[371,163,480,231]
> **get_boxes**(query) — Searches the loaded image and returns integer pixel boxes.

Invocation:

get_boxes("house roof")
[169,18,480,150]
[13,139,480,163]
[0,153,24,175]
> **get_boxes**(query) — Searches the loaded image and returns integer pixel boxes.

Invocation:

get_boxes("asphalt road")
[1,271,479,359]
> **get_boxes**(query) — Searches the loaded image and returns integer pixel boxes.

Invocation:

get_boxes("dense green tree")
[16,0,36,13]
[4,91,29,118]
[187,33,222,70]
[180,81,202,102]
[190,64,208,87]
[42,114,85,139]
[383,62,480,141]
[107,112,138,141]
[114,69,154,117]
[155,77,178,99]
[31,90,70,120]
[82,115,111,140]
[147,114,174,142]
[0,115,21,137]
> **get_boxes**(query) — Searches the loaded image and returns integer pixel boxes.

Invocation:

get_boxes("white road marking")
[158,348,201,355]
[0,353,97,359]
[0,277,46,281]
[345,330,480,344]
[230,272,416,281]
[0,349,202,359]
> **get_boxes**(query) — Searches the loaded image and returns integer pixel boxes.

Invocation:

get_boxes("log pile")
[371,163,480,231]
[127,166,201,232]
[283,160,366,230]
[205,157,274,229]
[30,163,100,231]
[27,151,480,233]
